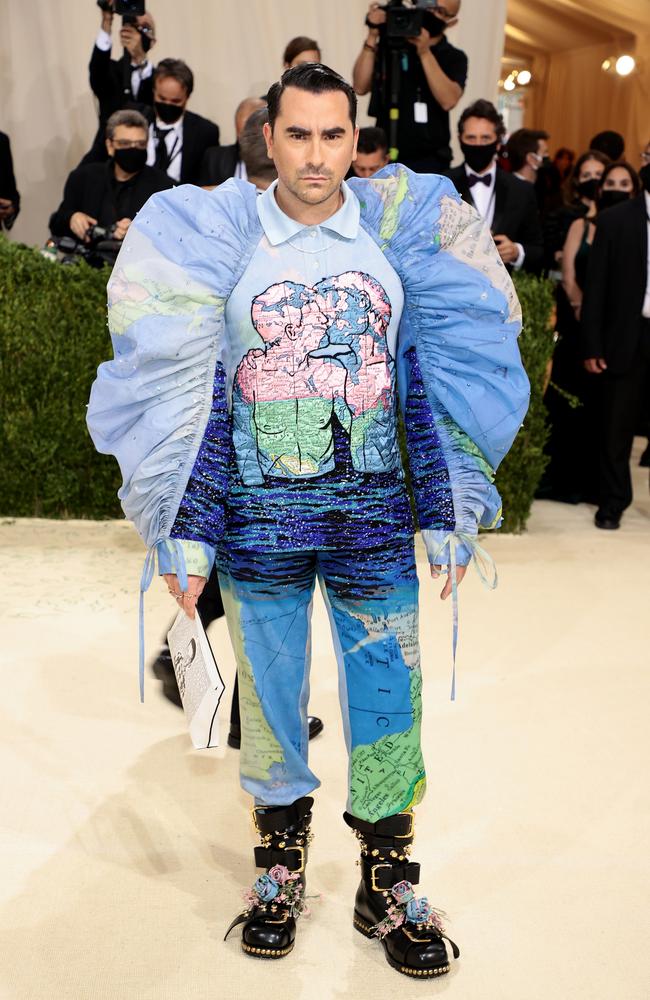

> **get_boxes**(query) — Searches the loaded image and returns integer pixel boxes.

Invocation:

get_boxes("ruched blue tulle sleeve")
[86,179,262,564]
[351,165,530,567]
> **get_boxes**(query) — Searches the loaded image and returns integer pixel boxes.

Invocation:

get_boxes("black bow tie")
[467,173,492,188]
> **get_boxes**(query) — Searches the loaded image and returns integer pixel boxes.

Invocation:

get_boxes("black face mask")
[639,163,650,193]
[577,178,600,201]
[598,189,631,211]
[155,101,184,125]
[423,11,448,36]
[113,146,147,174]
[461,141,498,174]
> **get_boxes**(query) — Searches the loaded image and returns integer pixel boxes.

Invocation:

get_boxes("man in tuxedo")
[0,130,20,230]
[49,110,172,244]
[148,58,220,185]
[581,155,650,530]
[90,2,156,128]
[199,97,267,188]
[446,99,543,273]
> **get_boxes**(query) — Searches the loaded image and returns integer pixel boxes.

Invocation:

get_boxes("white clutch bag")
[167,609,225,749]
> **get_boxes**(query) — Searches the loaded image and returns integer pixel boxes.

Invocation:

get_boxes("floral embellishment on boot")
[372,881,446,940]
[242,868,311,919]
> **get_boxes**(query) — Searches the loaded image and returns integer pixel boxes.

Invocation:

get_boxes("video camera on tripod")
[367,0,442,46]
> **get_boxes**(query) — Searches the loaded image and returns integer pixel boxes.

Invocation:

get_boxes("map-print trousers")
[217,539,426,823]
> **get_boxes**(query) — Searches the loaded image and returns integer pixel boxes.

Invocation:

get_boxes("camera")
[86,222,118,243]
[97,0,145,17]
[385,0,424,41]
[96,0,152,50]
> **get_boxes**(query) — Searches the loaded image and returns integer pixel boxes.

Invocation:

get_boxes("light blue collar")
[256,180,360,246]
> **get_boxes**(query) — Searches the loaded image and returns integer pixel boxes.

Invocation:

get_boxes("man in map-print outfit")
[87,64,529,978]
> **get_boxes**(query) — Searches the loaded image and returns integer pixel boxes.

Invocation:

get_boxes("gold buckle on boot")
[395,811,415,839]
[286,845,305,873]
[370,863,393,891]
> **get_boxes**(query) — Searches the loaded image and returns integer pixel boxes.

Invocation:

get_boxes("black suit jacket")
[89,44,154,125]
[0,131,20,229]
[179,111,220,185]
[581,196,648,374]
[78,108,220,186]
[49,161,172,238]
[199,142,239,186]
[446,164,544,274]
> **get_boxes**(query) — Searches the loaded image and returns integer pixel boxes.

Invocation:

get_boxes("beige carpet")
[1,445,649,1000]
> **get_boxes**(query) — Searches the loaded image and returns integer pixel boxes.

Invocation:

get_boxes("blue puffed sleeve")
[86,179,262,573]
[351,165,530,566]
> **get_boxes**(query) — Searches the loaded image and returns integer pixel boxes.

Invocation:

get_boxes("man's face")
[106,124,148,160]
[153,76,188,114]
[352,148,390,178]
[530,137,549,169]
[264,86,358,208]
[460,117,497,145]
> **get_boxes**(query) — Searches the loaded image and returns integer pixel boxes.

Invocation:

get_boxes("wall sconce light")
[602,54,636,76]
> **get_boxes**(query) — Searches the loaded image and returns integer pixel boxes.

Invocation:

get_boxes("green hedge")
[0,238,554,530]
[0,238,120,518]
[496,271,555,533]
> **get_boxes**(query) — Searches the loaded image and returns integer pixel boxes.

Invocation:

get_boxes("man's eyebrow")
[284,126,347,137]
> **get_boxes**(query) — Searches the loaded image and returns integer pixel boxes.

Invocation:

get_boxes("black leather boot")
[225,796,314,959]
[344,810,459,979]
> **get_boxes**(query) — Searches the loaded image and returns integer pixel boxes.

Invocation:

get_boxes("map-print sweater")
[87,164,530,580]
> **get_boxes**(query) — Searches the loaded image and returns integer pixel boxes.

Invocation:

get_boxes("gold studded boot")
[344,810,459,979]
[224,796,314,959]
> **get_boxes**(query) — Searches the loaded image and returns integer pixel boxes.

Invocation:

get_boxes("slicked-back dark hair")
[154,58,194,97]
[267,63,357,132]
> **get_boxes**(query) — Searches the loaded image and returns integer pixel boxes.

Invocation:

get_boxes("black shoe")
[150,647,182,707]
[344,810,459,979]
[595,510,621,530]
[224,797,314,959]
[227,716,324,750]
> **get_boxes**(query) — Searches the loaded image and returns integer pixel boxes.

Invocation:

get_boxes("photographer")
[353,0,466,173]
[90,1,156,126]
[49,109,172,243]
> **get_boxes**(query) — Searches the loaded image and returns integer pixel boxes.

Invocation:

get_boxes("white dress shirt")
[95,29,152,99]
[147,116,184,183]
[641,191,650,319]
[464,161,524,269]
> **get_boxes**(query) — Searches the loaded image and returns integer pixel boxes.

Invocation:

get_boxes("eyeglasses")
[112,139,148,149]
[641,150,650,163]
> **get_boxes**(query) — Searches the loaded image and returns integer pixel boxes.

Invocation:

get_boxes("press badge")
[414,102,428,124]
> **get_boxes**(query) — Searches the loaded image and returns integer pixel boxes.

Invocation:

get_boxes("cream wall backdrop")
[1,0,506,246]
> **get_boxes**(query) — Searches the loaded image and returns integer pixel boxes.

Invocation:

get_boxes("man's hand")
[119,24,145,63]
[493,234,519,264]
[366,2,386,27]
[0,197,15,220]
[70,212,97,242]
[431,563,468,600]
[163,573,207,620]
[113,217,132,240]
[584,357,607,374]
[100,1,114,33]
[407,27,433,57]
